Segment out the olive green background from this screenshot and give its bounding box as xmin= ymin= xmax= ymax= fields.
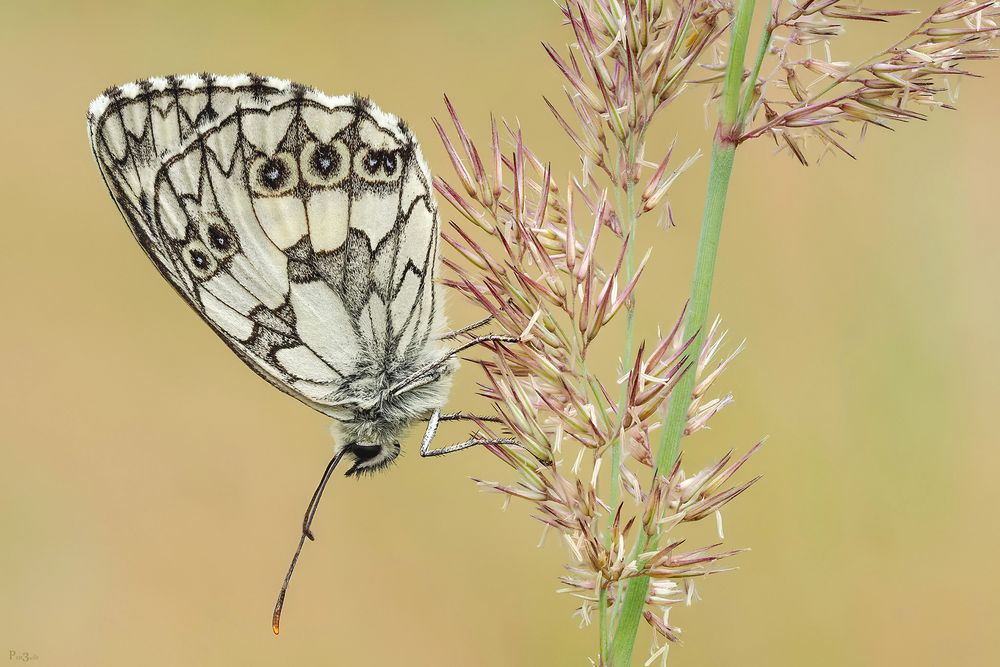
xmin=2 ymin=1 xmax=998 ymax=665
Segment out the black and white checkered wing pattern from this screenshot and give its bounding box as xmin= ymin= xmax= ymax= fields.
xmin=88 ymin=75 xmax=445 ymax=414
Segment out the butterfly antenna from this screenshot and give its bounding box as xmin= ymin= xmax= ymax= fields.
xmin=272 ymin=447 xmax=350 ymax=635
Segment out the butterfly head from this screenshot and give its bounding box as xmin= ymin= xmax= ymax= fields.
xmin=341 ymin=440 xmax=401 ymax=477
xmin=331 ymin=410 xmax=412 ymax=477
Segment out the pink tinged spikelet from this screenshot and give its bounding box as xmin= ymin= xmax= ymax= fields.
xmin=433 ymin=118 xmax=478 ymax=199
xmin=432 ymin=1 xmax=786 ymax=657
xmin=444 ymin=96 xmax=490 ymax=202
xmin=739 ymin=0 xmax=1000 ymax=162
xmin=435 ymin=177 xmax=486 ymax=228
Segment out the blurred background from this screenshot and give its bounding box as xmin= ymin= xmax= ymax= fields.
xmin=2 ymin=1 xmax=998 ymax=665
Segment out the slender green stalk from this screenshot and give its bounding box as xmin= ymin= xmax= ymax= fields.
xmin=608 ymin=142 xmax=737 ymax=666
xmin=608 ymin=178 xmax=637 ymax=520
xmin=599 ymin=586 xmax=610 ymax=660
xmin=605 ymin=146 xmax=639 ymax=660
xmin=610 ymin=170 xmax=639 ymax=522
xmin=738 ymin=19 xmax=775 ymax=121
xmin=720 ymin=1 xmax=756 ymax=126
xmin=608 ymin=1 xmax=755 ymax=663
xmin=653 ymin=142 xmax=736 ymax=472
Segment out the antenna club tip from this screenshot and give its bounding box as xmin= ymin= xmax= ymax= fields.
xmin=272 ymin=621 xmax=281 ymax=635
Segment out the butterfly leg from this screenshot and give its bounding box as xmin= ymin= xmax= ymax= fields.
xmin=418 ymin=333 xmax=520 ymax=384
xmin=440 ymin=315 xmax=494 ymax=341
xmin=421 ymin=436 xmax=519 ymax=457
xmin=389 ymin=334 xmax=520 ymax=399
xmin=418 ymin=409 xmax=518 ymax=458
xmin=446 ymin=332 xmax=520 ymax=357
xmin=438 ymin=411 xmax=504 ymax=424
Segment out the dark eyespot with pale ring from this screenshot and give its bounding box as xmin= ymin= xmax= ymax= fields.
xmin=249 ymin=153 xmax=298 ymax=196
xmin=197 ymin=215 xmax=238 ymax=261
xmin=383 ymin=152 xmax=398 ymax=174
xmin=301 ymin=140 xmax=350 ymax=187
xmin=181 ymin=240 xmax=218 ymax=280
xmin=208 ymin=225 xmax=231 ymax=252
xmin=354 ymin=147 xmax=403 ymax=184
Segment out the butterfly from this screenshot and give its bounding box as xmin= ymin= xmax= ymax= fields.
xmin=87 ymin=73 xmax=516 ymax=633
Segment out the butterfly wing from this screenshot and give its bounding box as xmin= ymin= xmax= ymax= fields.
xmin=88 ymin=74 xmax=445 ymax=415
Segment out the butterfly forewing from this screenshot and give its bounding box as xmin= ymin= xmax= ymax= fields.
xmin=89 ymin=74 xmax=447 ymax=415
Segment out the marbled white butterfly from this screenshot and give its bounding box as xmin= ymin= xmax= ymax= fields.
xmin=87 ymin=74 xmax=514 ymax=632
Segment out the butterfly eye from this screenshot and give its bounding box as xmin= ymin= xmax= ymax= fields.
xmin=181 ymin=240 xmax=218 ymax=280
xmin=355 ymin=147 xmax=403 ymax=184
xmin=301 ymin=140 xmax=350 ymax=187
xmin=249 ymin=153 xmax=298 ymax=196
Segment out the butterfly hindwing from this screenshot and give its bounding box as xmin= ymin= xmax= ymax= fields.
xmin=89 ymin=74 xmax=445 ymax=414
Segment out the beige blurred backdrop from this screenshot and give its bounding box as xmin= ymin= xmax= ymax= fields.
xmin=2 ymin=1 xmax=998 ymax=665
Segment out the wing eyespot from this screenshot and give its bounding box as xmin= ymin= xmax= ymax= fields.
xmin=249 ymin=153 xmax=299 ymax=196
xmin=181 ymin=240 xmax=218 ymax=280
xmin=197 ymin=214 xmax=239 ymax=261
xmin=301 ymin=140 xmax=350 ymax=188
xmin=354 ymin=147 xmax=404 ymax=184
